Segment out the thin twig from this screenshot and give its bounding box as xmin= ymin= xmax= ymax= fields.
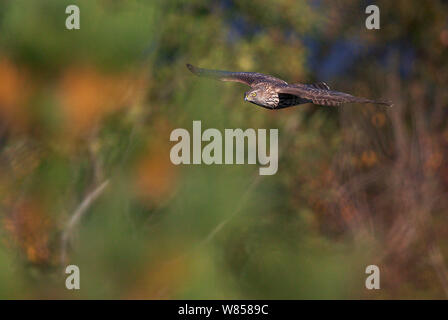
xmin=200 ymin=174 xmax=263 ymax=246
xmin=60 ymin=179 xmax=110 ymax=266
xmin=199 ymin=115 xmax=298 ymax=245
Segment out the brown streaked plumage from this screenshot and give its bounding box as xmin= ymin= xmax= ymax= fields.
xmin=186 ymin=64 xmax=392 ymax=109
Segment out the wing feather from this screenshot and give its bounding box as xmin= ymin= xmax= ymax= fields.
xmin=308 ymin=82 xmax=330 ymax=90
xmin=277 ymin=85 xmax=392 ymax=107
xmin=186 ymin=64 xmax=287 ymax=88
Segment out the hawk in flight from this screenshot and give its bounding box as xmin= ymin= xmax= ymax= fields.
xmin=187 ymin=64 xmax=392 ymax=109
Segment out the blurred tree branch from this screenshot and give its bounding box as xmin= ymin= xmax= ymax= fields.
xmin=60 ymin=179 xmax=109 ymax=266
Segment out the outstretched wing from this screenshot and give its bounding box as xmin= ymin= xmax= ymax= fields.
xmin=307 ymin=82 xmax=331 ymax=90
xmin=277 ymin=84 xmax=392 ymax=107
xmin=186 ymin=64 xmax=287 ymax=88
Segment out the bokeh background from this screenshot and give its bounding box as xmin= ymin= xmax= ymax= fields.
xmin=1 ymin=0 xmax=448 ymax=299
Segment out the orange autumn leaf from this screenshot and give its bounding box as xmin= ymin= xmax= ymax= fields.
xmin=126 ymin=253 xmax=189 ymax=299
xmin=440 ymin=29 xmax=448 ymax=47
xmin=361 ymin=150 xmax=378 ymax=168
xmin=3 ymin=200 xmax=53 ymax=264
xmin=425 ymin=151 xmax=443 ymax=171
xmin=0 ymin=57 xmax=30 ymax=130
xmin=371 ymin=112 xmax=386 ymax=127
xmin=59 ymin=66 xmax=146 ymax=137
xmin=134 ymin=143 xmax=178 ymax=205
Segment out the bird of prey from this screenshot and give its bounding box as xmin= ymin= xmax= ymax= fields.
xmin=186 ymin=64 xmax=392 ymax=109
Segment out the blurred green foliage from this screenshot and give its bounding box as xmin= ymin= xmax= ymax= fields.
xmin=0 ymin=0 xmax=448 ymax=299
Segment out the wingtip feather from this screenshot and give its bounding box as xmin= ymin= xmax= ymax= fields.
xmin=379 ymin=100 xmax=393 ymax=107
xmin=368 ymin=99 xmax=393 ymax=107
xmin=186 ymin=63 xmax=198 ymax=75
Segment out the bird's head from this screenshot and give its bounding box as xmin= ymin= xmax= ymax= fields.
xmin=244 ymin=89 xmax=264 ymax=105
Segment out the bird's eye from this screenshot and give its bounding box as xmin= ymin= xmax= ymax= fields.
xmin=251 ymin=92 xmax=257 ymax=97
